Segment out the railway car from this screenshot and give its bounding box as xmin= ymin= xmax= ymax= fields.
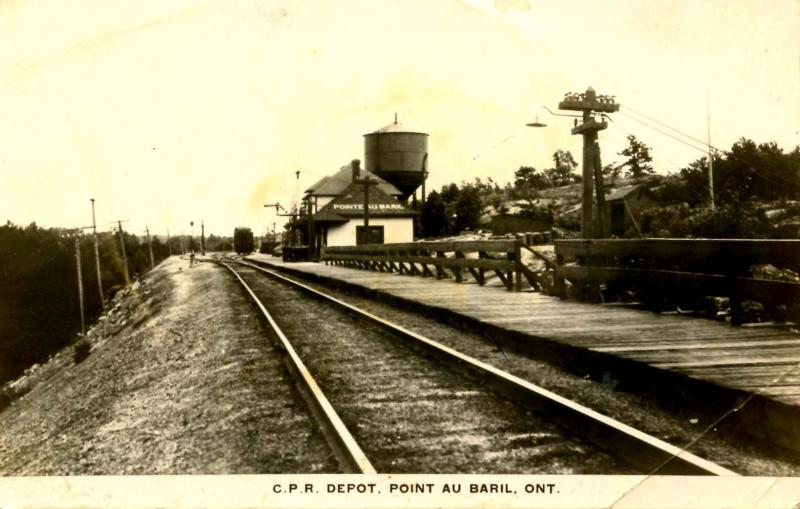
xmin=233 ymin=227 xmax=255 ymax=255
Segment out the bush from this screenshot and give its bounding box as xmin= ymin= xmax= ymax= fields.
xmin=637 ymin=199 xmax=771 ymax=239
xmin=73 ymin=340 xmax=91 ymax=364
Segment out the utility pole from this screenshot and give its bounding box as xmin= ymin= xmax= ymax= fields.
xmin=145 ymin=227 xmax=155 ymax=268
xmin=356 ymin=175 xmax=378 ymax=244
xmin=90 ymin=198 xmax=105 ymax=310
xmin=167 ymin=229 xmax=173 ymax=256
xmin=74 ymin=236 xmax=85 ymax=335
xmin=201 ymin=220 xmax=206 ymax=255
xmin=292 ymin=170 xmax=300 ymax=221
xmin=190 ymin=221 xmax=195 ymax=253
xmin=303 ymin=196 xmax=314 ymax=257
xmin=559 ymin=87 xmax=619 ymax=238
xmin=593 ymin=142 xmax=607 ymax=238
xmin=67 ymin=227 xmax=93 ymax=334
xmin=112 ymin=220 xmax=131 ymax=285
xmin=707 ymin=101 xmax=715 ymax=210
xmin=178 ymin=235 xmax=185 ymax=255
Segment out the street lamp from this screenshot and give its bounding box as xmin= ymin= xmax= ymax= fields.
xmin=526 ymin=106 xmax=581 ymax=128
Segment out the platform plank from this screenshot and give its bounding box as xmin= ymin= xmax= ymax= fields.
xmin=248 ymin=256 xmax=800 ymax=411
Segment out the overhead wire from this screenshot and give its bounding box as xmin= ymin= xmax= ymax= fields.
xmin=611 ymin=111 xmax=798 ymax=190
xmin=620 ymin=104 xmax=724 ymax=153
xmin=472 ymin=133 xmax=518 ymax=161
xmin=603 ymin=114 xmax=686 ymax=171
xmin=616 ymin=111 xmax=717 ymax=155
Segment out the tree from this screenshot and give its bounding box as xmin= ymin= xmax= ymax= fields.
xmin=419 ymin=191 xmax=449 ymax=238
xmin=513 ymin=167 xmax=548 ymax=199
xmin=618 ymin=135 xmax=654 ymax=180
xmin=545 ymin=150 xmax=580 ymax=186
xmin=453 ymin=185 xmax=484 ymax=233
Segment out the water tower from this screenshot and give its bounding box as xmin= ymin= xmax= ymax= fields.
xmin=364 ymin=115 xmax=428 ymax=201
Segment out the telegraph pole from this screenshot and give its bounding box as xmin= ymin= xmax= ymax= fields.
xmin=145 ymin=227 xmax=155 ymax=268
xmin=303 ymin=196 xmax=314 ymax=256
xmin=74 ymin=236 xmax=85 ymax=335
xmin=113 ymin=220 xmax=131 ymax=285
xmin=357 ymin=175 xmax=378 ymax=244
xmin=201 ymin=220 xmax=206 ymax=255
xmin=89 ymin=198 xmax=105 ymax=309
xmin=295 ymin=170 xmax=301 ymax=218
xmin=593 ymin=142 xmax=607 ymax=238
xmin=67 ymin=227 xmax=93 ymax=334
xmin=167 ymin=229 xmax=173 ymax=256
xmin=559 ymin=87 xmax=619 ymax=238
xmin=707 ymin=101 xmax=715 ymax=210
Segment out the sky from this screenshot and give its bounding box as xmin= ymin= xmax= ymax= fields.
xmin=2 ymin=0 xmax=798 ymax=237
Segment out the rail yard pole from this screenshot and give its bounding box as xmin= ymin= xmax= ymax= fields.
xmin=116 ymin=221 xmax=130 ymax=286
xmin=145 ymin=227 xmax=154 ymax=268
xmin=303 ymin=197 xmax=313 ymax=256
xmin=357 ymin=176 xmax=378 ymax=244
xmin=559 ymin=87 xmax=619 ymax=238
xmin=201 ymin=220 xmax=206 ymax=255
xmin=707 ymin=101 xmax=715 ymax=211
xmin=90 ymin=198 xmax=105 ymax=309
xmin=74 ymin=236 xmax=85 ymax=335
xmin=593 ymin=142 xmax=607 ymax=238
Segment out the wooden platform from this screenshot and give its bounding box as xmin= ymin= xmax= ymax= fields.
xmin=246 ymin=254 xmax=800 ymax=449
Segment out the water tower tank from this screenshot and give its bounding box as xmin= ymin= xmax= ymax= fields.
xmin=364 ymin=118 xmax=428 ymax=201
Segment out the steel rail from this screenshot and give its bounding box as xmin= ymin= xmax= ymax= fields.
xmin=220 ymin=261 xmax=376 ymax=474
xmin=235 ymin=258 xmax=738 ymax=477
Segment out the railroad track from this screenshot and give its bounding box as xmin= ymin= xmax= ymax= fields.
xmin=216 ymin=256 xmax=737 ymax=476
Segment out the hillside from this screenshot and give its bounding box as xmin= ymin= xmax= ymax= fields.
xmin=0 ymin=256 xmax=334 ymax=474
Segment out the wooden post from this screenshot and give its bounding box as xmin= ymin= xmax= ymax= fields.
xmin=116 ymin=221 xmax=130 ymax=285
xmin=201 ymin=221 xmax=206 ymax=256
xmin=90 ymin=198 xmax=105 ymax=310
xmin=145 ymin=227 xmax=154 ymax=268
xmin=514 ymin=240 xmax=522 ymax=292
xmin=581 ymin=112 xmax=596 ymax=237
xmin=356 ymin=176 xmax=378 ymax=244
xmin=554 ymin=252 xmax=566 ymax=298
xmin=559 ymin=87 xmax=618 ymax=239
xmin=593 ymin=142 xmax=607 ymax=238
xmin=74 ymin=236 xmax=85 ymax=335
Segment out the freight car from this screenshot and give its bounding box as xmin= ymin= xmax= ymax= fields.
xmin=233 ymin=227 xmax=255 ymax=255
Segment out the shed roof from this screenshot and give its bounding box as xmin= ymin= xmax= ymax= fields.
xmin=606 ymin=185 xmax=644 ymax=202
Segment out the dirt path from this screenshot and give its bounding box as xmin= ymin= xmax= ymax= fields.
xmin=0 ymin=256 xmax=337 ymax=474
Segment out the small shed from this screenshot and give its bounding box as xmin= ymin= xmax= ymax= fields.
xmin=489 ymin=215 xmax=553 ymax=236
xmin=605 ymin=185 xmax=658 ymax=236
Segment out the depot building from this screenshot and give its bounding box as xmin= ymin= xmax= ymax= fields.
xmin=307 ymin=159 xmax=417 ymax=247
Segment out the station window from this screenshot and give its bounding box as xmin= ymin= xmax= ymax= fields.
xmin=356 ymin=225 xmax=384 ymax=245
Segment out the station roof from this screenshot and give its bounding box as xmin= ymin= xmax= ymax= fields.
xmin=313 ymin=181 xmax=417 ymax=223
xmin=305 ymin=162 xmax=402 ymax=197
